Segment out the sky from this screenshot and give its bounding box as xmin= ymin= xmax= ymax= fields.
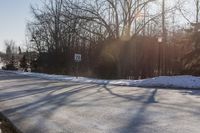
xmin=0 ymin=0 xmax=41 ymax=52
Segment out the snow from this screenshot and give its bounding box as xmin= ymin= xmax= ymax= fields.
xmin=8 ymin=71 xmax=200 ymax=89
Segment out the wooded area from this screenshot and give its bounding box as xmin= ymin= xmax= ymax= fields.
xmin=2 ymin=0 xmax=200 ymax=79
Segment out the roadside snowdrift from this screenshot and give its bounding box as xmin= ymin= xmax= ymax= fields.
xmin=8 ymin=71 xmax=200 ymax=89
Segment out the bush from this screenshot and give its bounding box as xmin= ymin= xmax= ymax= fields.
xmin=3 ymin=64 xmax=18 ymax=71
xmin=182 ymin=50 xmax=200 ymax=76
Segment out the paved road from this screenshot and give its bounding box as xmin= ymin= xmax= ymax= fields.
xmin=0 ymin=70 xmax=200 ymax=133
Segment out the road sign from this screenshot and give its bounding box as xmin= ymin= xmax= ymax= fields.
xmin=74 ymin=53 xmax=81 ymax=62
xmin=74 ymin=53 xmax=81 ymax=78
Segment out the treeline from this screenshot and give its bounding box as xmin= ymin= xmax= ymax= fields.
xmin=1 ymin=40 xmax=30 ymax=71
xmin=3 ymin=0 xmax=199 ymax=79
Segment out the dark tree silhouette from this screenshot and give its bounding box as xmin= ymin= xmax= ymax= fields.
xmin=20 ymin=55 xmax=28 ymax=72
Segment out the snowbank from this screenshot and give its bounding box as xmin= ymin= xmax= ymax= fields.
xmin=7 ymin=71 xmax=200 ymax=89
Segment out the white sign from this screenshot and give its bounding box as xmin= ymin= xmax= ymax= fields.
xmin=74 ymin=53 xmax=81 ymax=62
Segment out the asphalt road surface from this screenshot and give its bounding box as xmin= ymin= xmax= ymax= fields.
xmin=0 ymin=70 xmax=200 ymax=133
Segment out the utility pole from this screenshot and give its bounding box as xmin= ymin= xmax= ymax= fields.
xmin=162 ymin=0 xmax=166 ymax=37
xmin=158 ymin=37 xmax=162 ymax=76
xmin=143 ymin=2 xmax=146 ymax=36
xmin=162 ymin=0 xmax=167 ymax=75
xmin=196 ymin=0 xmax=199 ymax=23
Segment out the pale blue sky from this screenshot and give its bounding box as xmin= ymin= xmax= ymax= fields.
xmin=0 ymin=0 xmax=41 ymax=52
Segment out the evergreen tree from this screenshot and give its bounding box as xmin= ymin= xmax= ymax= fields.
xmin=5 ymin=55 xmax=17 ymax=70
xmin=10 ymin=55 xmax=15 ymax=65
xmin=20 ymin=55 xmax=28 ymax=71
xmin=6 ymin=45 xmax=12 ymax=55
xmin=18 ymin=46 xmax=22 ymax=54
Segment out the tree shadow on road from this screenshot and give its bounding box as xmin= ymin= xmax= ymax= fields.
xmin=114 ymin=88 xmax=158 ymax=133
xmin=2 ymin=83 xmax=100 ymax=122
xmin=102 ymin=85 xmax=158 ymax=103
xmin=3 ymin=78 xmax=199 ymax=133
xmin=0 ymin=83 xmax=81 ymax=102
xmin=181 ymin=90 xmax=200 ymax=96
xmin=1 ymin=81 xmax=160 ymax=132
xmin=101 ymin=84 xmax=159 ymax=132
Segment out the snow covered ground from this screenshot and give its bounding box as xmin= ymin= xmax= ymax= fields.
xmin=5 ymin=70 xmax=200 ymax=89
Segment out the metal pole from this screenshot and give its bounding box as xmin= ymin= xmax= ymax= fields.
xmin=158 ymin=44 xmax=160 ymax=76
xmin=196 ymin=0 xmax=199 ymax=23
xmin=158 ymin=37 xmax=162 ymax=76
xmin=143 ymin=3 xmax=146 ymax=36
xmin=76 ymin=62 xmax=79 ymax=79
xmin=162 ymin=0 xmax=165 ymax=36
xmin=162 ymin=0 xmax=166 ymax=75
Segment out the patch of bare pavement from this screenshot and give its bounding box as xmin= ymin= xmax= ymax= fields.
xmin=0 ymin=70 xmax=200 ymax=133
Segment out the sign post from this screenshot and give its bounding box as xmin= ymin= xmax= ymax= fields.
xmin=158 ymin=37 xmax=162 ymax=76
xmin=74 ymin=53 xmax=81 ymax=78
